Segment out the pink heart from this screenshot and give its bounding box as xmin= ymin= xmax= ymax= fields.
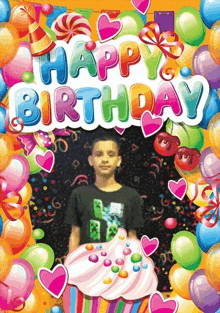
xmin=131 ymin=0 xmax=151 ymax=15
xmin=97 ymin=13 xmax=122 ymax=42
xmin=168 ymin=178 xmax=187 ymax=200
xmin=38 ymin=265 xmax=68 ymax=299
xmin=35 ymin=150 xmax=55 ymax=173
xmin=149 ymin=292 xmax=178 ymax=313
xmin=141 ymin=111 xmax=163 ymax=138
xmin=141 ymin=235 xmax=159 ymax=257
xmin=114 ymin=127 xmax=125 ymax=135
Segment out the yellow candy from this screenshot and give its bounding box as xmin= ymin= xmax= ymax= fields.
xmin=119 ymin=270 xmax=128 ymax=278
xmin=103 ymin=277 xmax=112 ymax=284
xmin=86 ymin=244 xmax=94 ymax=250
xmin=119 ymin=235 xmax=125 ymax=240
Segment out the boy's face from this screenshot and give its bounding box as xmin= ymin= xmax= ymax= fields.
xmin=88 ymin=140 xmax=122 ymax=177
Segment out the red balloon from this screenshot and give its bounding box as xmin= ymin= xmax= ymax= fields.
xmin=154 ymin=132 xmax=180 ymax=156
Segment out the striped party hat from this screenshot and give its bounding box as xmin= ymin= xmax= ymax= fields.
xmin=21 ymin=7 xmax=56 ymax=56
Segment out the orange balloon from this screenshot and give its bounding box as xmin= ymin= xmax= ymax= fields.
xmin=208 ymin=113 xmax=220 ymax=159
xmin=0 ymin=133 xmax=14 ymax=173
xmin=0 ymin=238 xmax=13 ymax=281
xmin=209 ymin=21 xmax=220 ymax=65
xmin=197 ymin=252 xmax=207 ymax=270
xmin=9 ymin=2 xmax=36 ymax=38
xmin=0 ymin=23 xmax=20 ymax=67
xmin=205 ymin=243 xmax=220 ymax=291
xmin=7 ymin=289 xmax=40 ymax=313
xmin=172 ymin=44 xmax=197 ymax=73
xmin=202 ymin=129 xmax=212 ymax=151
xmin=1 ymin=215 xmax=32 ymax=254
xmin=6 ymin=132 xmax=22 ymax=152
xmin=170 ymin=292 xmax=203 ymax=313
xmin=186 ymin=181 xmax=212 ymax=207
xmin=169 ymin=264 xmax=193 ymax=299
xmin=19 ymin=182 xmax=32 ymax=206
xmin=176 ymin=165 xmax=206 ymax=184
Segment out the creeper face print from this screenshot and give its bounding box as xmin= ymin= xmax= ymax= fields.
xmin=93 ymin=199 xmax=103 ymax=219
xmin=106 ymin=224 xmax=118 ymax=241
xmin=89 ymin=219 xmax=100 ymax=240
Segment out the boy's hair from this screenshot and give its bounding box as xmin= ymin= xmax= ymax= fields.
xmin=90 ymin=134 xmax=121 ymax=155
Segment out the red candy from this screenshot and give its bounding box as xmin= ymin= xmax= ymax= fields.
xmin=175 ymin=147 xmax=200 ymax=171
xmin=85 ymin=41 xmax=96 ymax=51
xmin=164 ymin=218 xmax=177 ymax=229
xmin=154 ymin=132 xmax=180 ymax=157
xmin=41 ymin=4 xmax=53 ymax=15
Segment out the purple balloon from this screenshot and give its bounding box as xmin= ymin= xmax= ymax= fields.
xmin=199 ymin=147 xmax=220 ymax=186
xmin=189 ymin=269 xmax=220 ymax=312
xmin=193 ymin=45 xmax=220 ymax=90
xmin=0 ymin=258 xmax=35 ymax=310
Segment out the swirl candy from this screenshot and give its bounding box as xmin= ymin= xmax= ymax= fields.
xmin=51 ymin=13 xmax=91 ymax=43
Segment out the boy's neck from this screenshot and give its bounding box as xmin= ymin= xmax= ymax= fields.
xmin=94 ymin=175 xmax=122 ymax=191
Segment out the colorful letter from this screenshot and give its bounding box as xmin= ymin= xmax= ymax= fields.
xmin=39 ymin=46 xmax=68 ymax=85
xmin=97 ymin=45 xmax=119 ymax=81
xmin=54 ymin=87 xmax=80 ymax=123
xmin=154 ymin=81 xmax=182 ymax=116
xmin=139 ymin=43 xmax=162 ymax=80
xmin=76 ymin=87 xmax=101 ymax=124
xmin=179 ymin=81 xmax=204 ymax=119
xmin=102 ymin=85 xmax=129 ymax=122
xmin=119 ymin=41 xmax=141 ymax=77
xmin=15 ymin=88 xmax=41 ymax=126
xmin=129 ymin=84 xmax=155 ymax=119
xmin=40 ymin=91 xmax=52 ymax=126
xmin=69 ymin=41 xmax=97 ymax=78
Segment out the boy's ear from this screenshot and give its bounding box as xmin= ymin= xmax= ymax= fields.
xmin=88 ymin=155 xmax=93 ymax=166
xmin=117 ymin=155 xmax=122 ymax=167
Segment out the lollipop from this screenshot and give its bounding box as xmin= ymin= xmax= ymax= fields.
xmin=51 ymin=13 xmax=91 ymax=43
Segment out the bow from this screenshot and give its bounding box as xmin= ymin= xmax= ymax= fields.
xmin=139 ymin=22 xmax=184 ymax=81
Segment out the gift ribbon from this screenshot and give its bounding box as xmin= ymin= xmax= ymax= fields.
xmin=139 ymin=22 xmax=184 ymax=81
xmin=0 ymin=177 xmax=24 ymax=221
xmin=0 ymin=281 xmax=25 ymax=311
xmin=190 ymin=178 xmax=220 ymax=228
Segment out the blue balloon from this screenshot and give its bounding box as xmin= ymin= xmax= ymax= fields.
xmin=180 ymin=67 xmax=192 ymax=77
xmin=0 ymin=215 xmax=3 ymax=236
xmin=51 ymin=306 xmax=62 ymax=313
xmin=200 ymin=0 xmax=220 ymax=29
xmin=0 ymin=105 xmax=7 ymax=134
xmin=199 ymin=89 xmax=220 ymax=129
xmin=0 ymin=68 xmax=8 ymax=102
xmin=196 ymin=220 xmax=220 ymax=253
xmin=0 ymin=0 xmax=10 ymax=23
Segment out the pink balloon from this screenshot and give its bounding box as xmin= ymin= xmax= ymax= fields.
xmin=0 ymin=258 xmax=35 ymax=310
xmin=2 ymin=42 xmax=33 ymax=87
xmin=0 ymin=154 xmax=30 ymax=192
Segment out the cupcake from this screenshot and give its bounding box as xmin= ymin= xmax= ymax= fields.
xmin=63 ymin=228 xmax=158 ymax=312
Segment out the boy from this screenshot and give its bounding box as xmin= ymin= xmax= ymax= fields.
xmin=65 ymin=134 xmax=144 ymax=252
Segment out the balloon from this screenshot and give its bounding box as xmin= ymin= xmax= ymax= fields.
xmin=1 ymin=216 xmax=32 ymax=254
xmin=193 ymin=45 xmax=220 ymax=90
xmin=0 ymin=258 xmax=35 ymax=310
xmin=172 ymin=44 xmax=197 ymax=74
xmin=7 ymin=289 xmax=41 ymax=313
xmin=0 ymin=133 xmax=14 ymax=173
xmin=189 ymin=269 xmax=220 ymax=312
xmin=196 ymin=220 xmax=220 ymax=253
xmin=0 ymin=105 xmax=7 ymax=134
xmin=169 ymin=263 xmax=193 ymax=299
xmin=199 ymin=90 xmax=220 ymax=130
xmin=9 ymin=2 xmax=36 ymax=38
xmin=166 ymin=120 xmax=204 ymax=151
xmin=209 ymin=21 xmax=220 ymax=65
xmin=0 ymin=68 xmax=8 ymax=102
xmin=114 ymin=11 xmax=144 ymax=38
xmin=171 ymin=231 xmax=202 ymax=270
xmin=180 ymin=67 xmax=191 ymax=77
xmin=21 ymin=243 xmax=55 ymax=278
xmin=208 ymin=113 xmax=220 ymax=159
xmin=0 ymin=0 xmax=11 ymax=22
xmin=41 ymin=4 xmax=53 ymax=15
xmin=19 ymin=182 xmax=32 ymax=205
xmin=205 ymin=243 xmax=220 ymax=291
xmin=2 ymin=42 xmax=33 ymax=87
xmin=199 ymin=147 xmax=220 ymax=186
xmin=170 ymin=291 xmax=203 ymax=312
xmin=197 ymin=252 xmax=208 ymax=270
xmin=21 ymin=71 xmax=34 ymax=83
xmin=0 ymin=154 xmax=30 ymax=192
xmin=200 ymin=0 xmax=220 ymax=29
xmin=0 ymin=23 xmax=20 ymax=67
xmin=175 ymin=7 xmax=206 ymax=46
xmin=32 ymin=228 xmax=45 ymax=240
xmin=186 ymin=181 xmax=212 ymax=207
xmin=6 ymin=132 xmax=22 ymax=152
xmin=21 ymin=146 xmax=47 ymax=174
xmin=0 ymin=237 xmax=13 ymax=281
xmin=176 ymin=165 xmax=206 ymax=184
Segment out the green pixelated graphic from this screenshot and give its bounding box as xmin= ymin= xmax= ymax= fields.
xmin=93 ymin=199 xmax=103 ymax=219
xmin=106 ymin=224 xmax=118 ymax=241
xmin=90 ymin=219 xmax=100 ymax=240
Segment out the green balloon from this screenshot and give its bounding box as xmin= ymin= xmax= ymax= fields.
xmin=175 ymin=7 xmax=206 ymax=46
xmin=21 ymin=243 xmax=55 ymax=278
xmin=115 ymin=11 xmax=144 ymax=39
xmin=32 ymin=228 xmax=45 ymax=240
xmin=171 ymin=231 xmax=202 ymax=270
xmin=21 ymin=146 xmax=47 ymax=174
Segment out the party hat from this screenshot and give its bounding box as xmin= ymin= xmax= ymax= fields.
xmin=21 ymin=7 xmax=56 ymax=56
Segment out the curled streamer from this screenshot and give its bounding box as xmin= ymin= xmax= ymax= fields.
xmin=52 ymin=197 xmax=62 ymax=209
xmin=3 ymin=105 xmax=24 ymax=134
xmin=69 ymin=130 xmax=78 ymax=142
xmin=161 ymin=197 xmax=170 ymax=207
xmin=160 ymin=253 xmax=166 ymax=262
xmin=151 ymin=156 xmax=162 ymax=168
xmin=0 ymin=282 xmax=25 ymax=311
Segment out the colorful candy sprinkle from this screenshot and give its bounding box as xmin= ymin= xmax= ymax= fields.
xmin=133 ymin=265 xmax=140 ymax=272
xmin=142 ymin=264 xmax=148 ymax=269
xmin=104 ymin=259 xmax=112 ymax=267
xmin=103 ymin=277 xmax=112 ymax=284
xmin=89 ymin=254 xmax=99 ymax=263
xmin=96 ymin=245 xmax=102 ymax=249
xmin=119 ymin=270 xmax=128 ymax=278
xmin=119 ymin=235 xmax=125 ymax=240
xmin=86 ymin=244 xmax=93 ymax=250
xmin=123 ymin=248 xmax=132 ymax=255
xmin=101 ymin=251 xmax=107 ymax=256
xmin=131 ymin=253 xmax=142 ymax=263
xmin=116 ymin=258 xmax=124 ymax=265
xmin=126 ymin=243 xmax=130 ymax=247
xmin=111 ymin=266 xmax=119 ymax=273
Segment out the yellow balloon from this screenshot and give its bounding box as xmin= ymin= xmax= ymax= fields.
xmin=197 ymin=252 xmax=207 ymax=270
xmin=19 ymin=182 xmax=33 ymax=206
xmin=186 ymin=181 xmax=212 ymax=207
xmin=209 ymin=21 xmax=220 ymax=65
xmin=205 ymin=243 xmax=220 ymax=291
xmin=208 ymin=113 xmax=220 ymax=159
xmin=170 ymin=292 xmax=203 ymax=313
xmin=172 ymin=44 xmax=197 ymax=73
xmin=201 ymin=129 xmax=212 ymax=151
xmin=169 ymin=264 xmax=193 ymax=299
xmin=176 ymin=165 xmax=206 ymax=184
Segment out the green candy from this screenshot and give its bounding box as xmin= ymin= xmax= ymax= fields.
xmin=175 ymin=7 xmax=206 ymax=46
xmin=111 ymin=266 xmax=119 ymax=273
xmin=171 ymin=231 xmax=202 ymax=270
xmin=22 ymin=71 xmax=34 ymax=83
xmin=131 ymin=253 xmax=142 ymax=263
xmin=32 ymin=228 xmax=45 ymax=240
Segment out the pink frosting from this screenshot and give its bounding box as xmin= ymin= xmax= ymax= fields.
xmin=64 ymin=228 xmax=158 ymax=301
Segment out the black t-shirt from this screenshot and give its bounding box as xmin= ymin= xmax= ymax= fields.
xmin=64 ymin=184 xmax=144 ymax=244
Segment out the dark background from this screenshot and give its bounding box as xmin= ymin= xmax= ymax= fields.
xmin=28 ymin=124 xmax=197 ymax=292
